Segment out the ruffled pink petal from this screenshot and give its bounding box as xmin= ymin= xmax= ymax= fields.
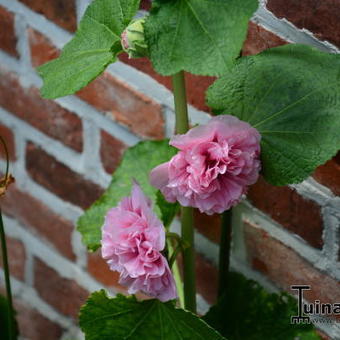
xmin=150 ymin=115 xmax=261 ymax=215
xmin=101 ymin=182 xmax=177 ymax=302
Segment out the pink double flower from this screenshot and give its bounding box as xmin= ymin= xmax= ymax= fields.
xmin=101 ymin=183 xmax=177 ymax=302
xmin=151 ymin=115 xmax=261 ymax=215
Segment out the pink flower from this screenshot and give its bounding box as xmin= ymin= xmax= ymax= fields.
xmin=150 ymin=115 xmax=261 ymax=215
xmin=121 ymin=30 xmax=129 ymax=50
xmin=101 ymin=182 xmax=177 ymax=302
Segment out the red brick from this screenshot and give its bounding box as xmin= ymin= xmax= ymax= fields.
xmin=244 ymin=220 xmax=340 ymax=318
xmin=28 ymin=28 xmax=60 ymax=68
xmin=248 ymin=177 xmax=323 ymax=249
xmin=267 ymin=0 xmax=340 ymax=47
xmin=34 ymin=258 xmax=89 ymax=319
xmin=0 ymin=6 xmax=18 ymax=57
xmin=100 ymin=130 xmax=127 ymax=174
xmin=242 ymin=22 xmax=288 ymax=56
xmin=14 ymin=300 xmax=64 ymax=340
xmin=1 ymin=183 xmax=75 ymax=260
xmin=26 ymin=142 xmax=104 ymax=209
xmin=18 ymin=0 xmax=77 ymax=32
xmin=0 ymin=236 xmax=25 ymax=281
xmin=87 ymin=250 xmax=121 ymax=288
xmin=0 ymin=124 xmax=15 ymax=161
xmin=313 ymin=152 xmax=340 ymax=197
xmin=0 ymin=68 xmax=83 ymax=152
xmin=77 ymin=72 xmax=164 ymax=139
xmin=196 ymin=253 xmax=218 ymax=305
xmin=119 ymin=54 xmax=216 ymax=113
xmin=194 ymin=210 xmax=221 ymax=244
xmin=140 ymin=0 xmax=152 ymax=11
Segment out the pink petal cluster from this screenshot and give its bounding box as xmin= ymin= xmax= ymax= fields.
xmin=150 ymin=115 xmax=261 ymax=215
xmin=121 ymin=30 xmax=129 ymax=50
xmin=101 ymin=182 xmax=177 ymax=302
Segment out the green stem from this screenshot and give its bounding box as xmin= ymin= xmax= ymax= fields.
xmin=0 ymin=209 xmax=15 ymax=340
xmin=167 ymin=240 xmax=184 ymax=309
xmin=0 ymin=135 xmax=15 ymax=339
xmin=172 ymin=71 xmax=189 ymax=135
xmin=172 ymin=71 xmax=196 ymax=313
xmin=181 ymin=206 xmax=196 ymax=312
xmin=218 ymin=209 xmax=232 ymax=298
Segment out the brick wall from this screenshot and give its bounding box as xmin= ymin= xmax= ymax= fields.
xmin=0 ymin=0 xmax=339 ymax=339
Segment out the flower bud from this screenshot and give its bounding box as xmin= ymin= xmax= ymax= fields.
xmin=121 ymin=19 xmax=148 ymax=58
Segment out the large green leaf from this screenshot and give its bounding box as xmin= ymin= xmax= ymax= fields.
xmin=207 ymin=44 xmax=340 ymax=185
xmin=39 ymin=0 xmax=140 ymax=99
xmin=80 ymin=290 xmax=226 ymax=340
xmin=203 ymin=272 xmax=320 ymax=340
xmin=77 ymin=140 xmax=178 ymax=251
xmin=144 ymin=0 xmax=258 ymax=76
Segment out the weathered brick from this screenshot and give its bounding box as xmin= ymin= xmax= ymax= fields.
xmin=26 ymin=142 xmax=104 ymax=209
xmin=119 ymin=54 xmax=216 ymax=112
xmin=28 ymin=28 xmax=60 ymax=68
xmin=196 ymin=253 xmax=218 ymax=305
xmin=18 ymin=0 xmax=77 ymax=32
xmin=242 ymin=22 xmax=287 ymax=56
xmin=34 ymin=258 xmax=89 ymax=318
xmin=77 ymin=72 xmax=164 ymax=139
xmin=0 ymin=236 xmax=25 ymax=281
xmin=100 ymin=130 xmax=127 ymax=174
xmin=313 ymin=152 xmax=340 ymax=197
xmin=140 ymin=0 xmax=152 ymax=11
xmin=194 ymin=210 xmax=221 ymax=244
xmin=248 ymin=177 xmax=323 ymax=249
xmin=267 ymin=0 xmax=340 ymax=47
xmin=87 ymin=250 xmax=121 ymax=288
xmin=0 ymin=6 xmax=18 ymax=57
xmin=0 ymin=124 xmax=15 ymax=161
xmin=0 ymin=68 xmax=83 ymax=152
xmin=1 ymin=183 xmax=75 ymax=260
xmin=14 ymin=300 xmax=64 ymax=340
xmin=244 ymin=220 xmax=340 ymax=317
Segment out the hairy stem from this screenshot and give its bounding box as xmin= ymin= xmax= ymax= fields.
xmin=0 ymin=136 xmax=16 ymax=339
xmin=218 ymin=209 xmax=232 ymax=298
xmin=172 ymin=71 xmax=196 ymax=313
xmin=167 ymin=240 xmax=185 ymax=308
xmin=0 ymin=210 xmax=15 ymax=340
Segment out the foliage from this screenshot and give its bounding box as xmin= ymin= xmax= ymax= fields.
xmin=207 ymin=44 xmax=340 ymax=185
xmin=77 ymin=140 xmax=178 ymax=251
xmin=145 ymin=0 xmax=258 ymax=76
xmin=203 ymin=272 xmax=321 ymax=340
xmin=38 ymin=0 xmax=140 ymax=99
xmin=79 ymin=290 xmax=226 ymax=340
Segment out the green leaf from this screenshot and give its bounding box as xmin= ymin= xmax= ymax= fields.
xmin=156 ymin=191 xmax=179 ymax=228
xmin=77 ymin=140 xmax=177 ymax=251
xmin=39 ymin=0 xmax=140 ymax=99
xmin=145 ymin=0 xmax=258 ymax=76
xmin=80 ymin=290 xmax=226 ymax=340
xmin=207 ymin=44 xmax=340 ymax=185
xmin=0 ymin=295 xmax=18 ymax=339
xmin=203 ymin=272 xmax=321 ymax=340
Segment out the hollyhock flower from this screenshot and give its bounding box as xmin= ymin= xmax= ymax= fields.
xmin=101 ymin=182 xmax=177 ymax=302
xmin=150 ymin=115 xmax=261 ymax=215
